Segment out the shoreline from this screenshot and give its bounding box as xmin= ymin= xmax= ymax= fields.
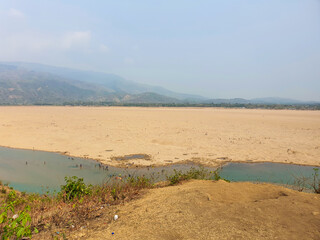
xmin=1 ymin=144 xmax=319 ymax=168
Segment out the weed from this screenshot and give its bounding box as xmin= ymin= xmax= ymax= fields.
xmin=60 ymin=176 xmax=92 ymax=201
xmin=167 ymin=169 xmax=185 ymax=185
xmin=311 ymin=168 xmax=320 ymax=194
xmin=0 ymin=193 xmax=38 ymax=239
xmin=6 ymin=190 xmax=18 ymax=204
xmin=110 ymin=188 xmax=118 ymax=200
xmin=166 ymin=167 xmax=227 ymax=185
xmin=292 ymin=176 xmax=309 ymax=192
xmin=127 ymin=175 xmax=152 ymax=188
xmin=291 ymin=168 xmax=320 ymax=193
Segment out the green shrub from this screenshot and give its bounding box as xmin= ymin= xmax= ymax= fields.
xmin=166 ymin=167 xmax=228 ymax=185
xmin=6 ymin=191 xmax=18 ymax=204
xmin=127 ymin=176 xmax=152 ymax=188
xmin=0 ymin=191 xmax=38 ymax=239
xmin=167 ymin=169 xmax=183 ymax=185
xmin=110 ymin=188 xmax=118 ymax=200
xmin=60 ymin=176 xmax=92 ymax=201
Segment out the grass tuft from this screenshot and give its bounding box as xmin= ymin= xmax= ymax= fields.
xmin=166 ymin=166 xmax=228 ymax=185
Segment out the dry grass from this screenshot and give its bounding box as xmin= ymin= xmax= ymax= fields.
xmin=0 ymin=176 xmax=152 ymax=239
xmin=0 ymin=167 xmax=222 ymax=239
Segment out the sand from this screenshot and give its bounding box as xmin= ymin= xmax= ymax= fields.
xmin=0 ymin=106 xmax=319 ymax=167
xmin=66 ymin=180 xmax=320 ymax=240
xmin=1 ymin=106 xmax=319 ymax=239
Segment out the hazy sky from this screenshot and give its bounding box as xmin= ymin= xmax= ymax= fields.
xmin=0 ymin=0 xmax=319 ymax=100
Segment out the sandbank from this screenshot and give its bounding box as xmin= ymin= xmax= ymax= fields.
xmin=0 ymin=106 xmax=319 ymax=167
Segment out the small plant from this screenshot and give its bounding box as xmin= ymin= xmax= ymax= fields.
xmin=166 ymin=167 xmax=227 ymax=185
xmin=127 ymin=176 xmax=152 ymax=188
xmin=6 ymin=190 xmax=17 ymax=204
xmin=0 ymin=191 xmax=38 ymax=239
xmin=292 ymin=168 xmax=320 ymax=193
xmin=292 ymin=175 xmax=309 ymax=192
xmin=110 ymin=188 xmax=118 ymax=200
xmin=60 ymin=176 xmax=92 ymax=201
xmin=311 ymin=168 xmax=320 ymax=194
xmin=167 ymin=169 xmax=184 ymax=185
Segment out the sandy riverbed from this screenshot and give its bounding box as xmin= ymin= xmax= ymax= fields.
xmin=0 ymin=106 xmax=319 ymax=167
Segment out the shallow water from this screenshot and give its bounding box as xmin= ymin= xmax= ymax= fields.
xmin=0 ymin=146 xmax=318 ymax=193
xmin=220 ymin=162 xmax=319 ymax=186
xmin=0 ymin=147 xmax=210 ymax=193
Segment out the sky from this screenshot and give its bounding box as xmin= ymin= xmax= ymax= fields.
xmin=0 ymin=0 xmax=319 ymax=101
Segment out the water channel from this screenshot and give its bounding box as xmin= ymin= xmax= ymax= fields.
xmin=0 ymin=147 xmax=318 ymax=193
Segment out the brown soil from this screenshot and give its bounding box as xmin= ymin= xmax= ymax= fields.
xmin=63 ymin=180 xmax=320 ymax=240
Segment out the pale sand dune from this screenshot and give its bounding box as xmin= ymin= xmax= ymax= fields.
xmin=0 ymin=106 xmax=319 ymax=167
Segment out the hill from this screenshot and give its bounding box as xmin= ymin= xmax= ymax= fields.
xmin=0 ymin=64 xmax=182 ymax=104
xmin=1 ymin=62 xmax=318 ymax=106
xmin=1 ymin=62 xmax=204 ymax=102
xmin=35 ymin=180 xmax=320 ymax=240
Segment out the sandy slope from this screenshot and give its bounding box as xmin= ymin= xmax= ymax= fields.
xmin=69 ymin=180 xmax=320 ymax=240
xmin=0 ymin=106 xmax=319 ymax=167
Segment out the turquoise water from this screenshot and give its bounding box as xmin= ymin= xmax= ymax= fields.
xmin=220 ymin=162 xmax=319 ymax=186
xmin=0 ymin=146 xmax=318 ymax=193
xmin=0 ymin=147 xmax=207 ymax=193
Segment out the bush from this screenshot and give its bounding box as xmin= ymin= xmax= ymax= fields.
xmin=0 ymin=190 xmax=38 ymax=239
xmin=166 ymin=167 xmax=227 ymax=185
xmin=127 ymin=176 xmax=152 ymax=188
xmin=60 ymin=176 xmax=92 ymax=201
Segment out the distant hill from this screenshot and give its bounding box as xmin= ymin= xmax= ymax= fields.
xmin=249 ymin=97 xmax=317 ymax=105
xmin=121 ymin=92 xmax=180 ymax=104
xmin=1 ymin=62 xmax=204 ymax=101
xmin=0 ymin=63 xmax=184 ymax=104
xmin=0 ymin=62 xmax=317 ymax=106
xmin=0 ymin=64 xmax=119 ymax=104
xmin=203 ymin=98 xmax=250 ymax=104
xmin=203 ymin=97 xmax=318 ymax=105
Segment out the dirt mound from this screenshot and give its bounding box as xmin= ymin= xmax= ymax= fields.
xmin=71 ymin=180 xmax=320 ymax=240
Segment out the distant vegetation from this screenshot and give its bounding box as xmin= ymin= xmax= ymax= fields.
xmin=54 ymin=102 xmax=320 ymax=110
xmin=1 ymin=101 xmax=318 ymax=110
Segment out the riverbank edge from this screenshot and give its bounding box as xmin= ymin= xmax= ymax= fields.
xmin=0 ymin=144 xmax=319 ymax=168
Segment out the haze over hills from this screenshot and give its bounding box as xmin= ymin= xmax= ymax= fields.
xmin=203 ymin=97 xmax=319 ymax=105
xmin=1 ymin=62 xmax=205 ymax=101
xmin=0 ymin=63 xmax=188 ymax=104
xmin=0 ymin=62 xmax=318 ymax=105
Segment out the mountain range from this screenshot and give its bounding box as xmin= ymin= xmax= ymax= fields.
xmin=0 ymin=62 xmax=317 ymax=105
